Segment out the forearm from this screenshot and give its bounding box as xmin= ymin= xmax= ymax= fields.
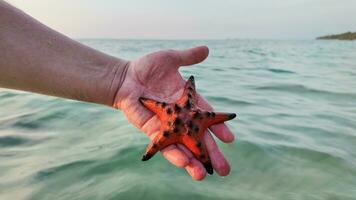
xmin=0 ymin=0 xmax=129 ymax=106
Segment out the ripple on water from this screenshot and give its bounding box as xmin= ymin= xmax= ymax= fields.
xmin=0 ymin=136 xmax=28 ymax=147
xmin=34 ymin=160 xmax=95 ymax=181
xmin=82 ymin=146 xmax=140 ymax=176
xmin=0 ymin=92 xmax=18 ymax=99
xmin=255 ymin=83 xmax=356 ymax=100
xmin=2 ymin=110 xmax=68 ymax=130
xmin=0 ymin=133 xmax=49 ymax=148
xmin=207 ymin=96 xmax=253 ymax=106
xmin=227 ymin=66 xmax=296 ymax=75
xmin=266 ymin=68 xmax=295 ymax=74
xmin=268 ymin=144 xmax=351 ymax=167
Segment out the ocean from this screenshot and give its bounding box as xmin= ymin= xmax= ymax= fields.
xmin=1 ymin=39 xmax=356 ymax=200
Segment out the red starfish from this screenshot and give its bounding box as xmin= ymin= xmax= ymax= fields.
xmin=139 ymin=76 xmax=236 ymax=174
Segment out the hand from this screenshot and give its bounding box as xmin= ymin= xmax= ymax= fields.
xmin=113 ymin=46 xmax=235 ymax=180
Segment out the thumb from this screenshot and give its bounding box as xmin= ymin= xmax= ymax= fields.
xmin=177 ymin=46 xmax=209 ymax=67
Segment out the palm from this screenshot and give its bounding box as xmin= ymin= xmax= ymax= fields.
xmin=114 ymin=46 xmax=235 ymax=180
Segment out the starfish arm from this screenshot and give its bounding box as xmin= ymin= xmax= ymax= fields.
xmin=205 ymin=112 xmax=237 ymax=127
xmin=139 ymin=97 xmax=167 ymax=116
xmin=177 ymin=76 xmax=198 ymax=109
xmin=180 ymin=134 xmax=204 ymax=158
xmin=180 ymin=129 xmax=214 ymax=174
xmin=181 ymin=133 xmax=214 ymax=174
xmin=141 ymin=130 xmax=176 ymax=161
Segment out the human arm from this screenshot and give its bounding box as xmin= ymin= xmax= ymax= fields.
xmin=0 ymin=0 xmax=234 ymax=180
xmin=0 ymin=0 xmax=129 ymax=106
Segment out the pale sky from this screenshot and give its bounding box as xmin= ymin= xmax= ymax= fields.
xmin=6 ymin=0 xmax=356 ymax=39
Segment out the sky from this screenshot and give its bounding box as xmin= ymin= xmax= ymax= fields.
xmin=6 ymin=0 xmax=356 ymax=39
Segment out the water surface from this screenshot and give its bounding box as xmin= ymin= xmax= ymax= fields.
xmin=1 ymin=39 xmax=356 ymax=200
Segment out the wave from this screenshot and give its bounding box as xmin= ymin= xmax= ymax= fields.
xmin=0 ymin=136 xmax=28 ymax=147
xmin=208 ymin=96 xmax=253 ymax=106
xmin=0 ymin=92 xmax=18 ymax=98
xmin=1 ymin=110 xmax=67 ymax=130
xmin=0 ymin=134 xmax=48 ymax=147
xmin=228 ymin=66 xmax=296 ymax=74
xmin=239 ymin=140 xmax=349 ymax=166
xmin=267 ymin=68 xmax=295 ymax=74
xmin=34 ymin=160 xmax=95 ymax=181
xmin=255 ymin=83 xmax=356 ymax=99
xmin=33 ymin=146 xmax=140 ymax=183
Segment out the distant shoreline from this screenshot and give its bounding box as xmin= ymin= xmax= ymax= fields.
xmin=317 ymin=32 xmax=356 ymax=40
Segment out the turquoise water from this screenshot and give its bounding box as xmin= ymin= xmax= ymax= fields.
xmin=1 ymin=39 xmax=356 ymax=200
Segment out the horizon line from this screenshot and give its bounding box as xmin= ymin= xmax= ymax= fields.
xmin=75 ymin=37 xmax=316 ymax=41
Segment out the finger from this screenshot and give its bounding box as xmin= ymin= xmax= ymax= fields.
xmin=197 ymin=94 xmax=235 ymax=143
xmin=204 ymin=131 xmax=231 ymax=176
xmin=186 ymin=159 xmax=207 ymax=181
xmin=177 ymin=144 xmax=206 ymax=180
xmin=161 ymin=145 xmax=190 ymax=168
xmin=177 ymin=46 xmax=209 ymax=67
xmin=210 ymin=124 xmax=235 ymax=143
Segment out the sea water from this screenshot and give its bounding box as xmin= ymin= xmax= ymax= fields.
xmin=1 ymin=39 xmax=356 ymax=200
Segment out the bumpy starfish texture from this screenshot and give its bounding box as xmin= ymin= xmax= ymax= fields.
xmin=139 ymin=76 xmax=236 ymax=174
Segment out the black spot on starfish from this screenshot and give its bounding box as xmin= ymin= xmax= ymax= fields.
xmin=187 ymin=121 xmax=194 ymax=128
xmin=196 ymin=141 xmax=202 ymax=148
xmin=174 ymin=104 xmax=181 ymax=112
xmin=193 ymin=111 xmax=201 ymax=119
xmin=166 ymin=108 xmax=173 ymax=115
xmin=174 ymin=118 xmax=182 ymax=126
xmin=185 ymin=100 xmax=192 ymax=109
xmin=163 ymin=131 xmax=170 ymax=137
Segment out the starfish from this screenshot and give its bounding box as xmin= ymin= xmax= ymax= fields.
xmin=139 ymin=76 xmax=236 ymax=174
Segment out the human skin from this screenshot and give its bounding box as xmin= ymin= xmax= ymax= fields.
xmin=0 ymin=0 xmax=234 ymax=180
